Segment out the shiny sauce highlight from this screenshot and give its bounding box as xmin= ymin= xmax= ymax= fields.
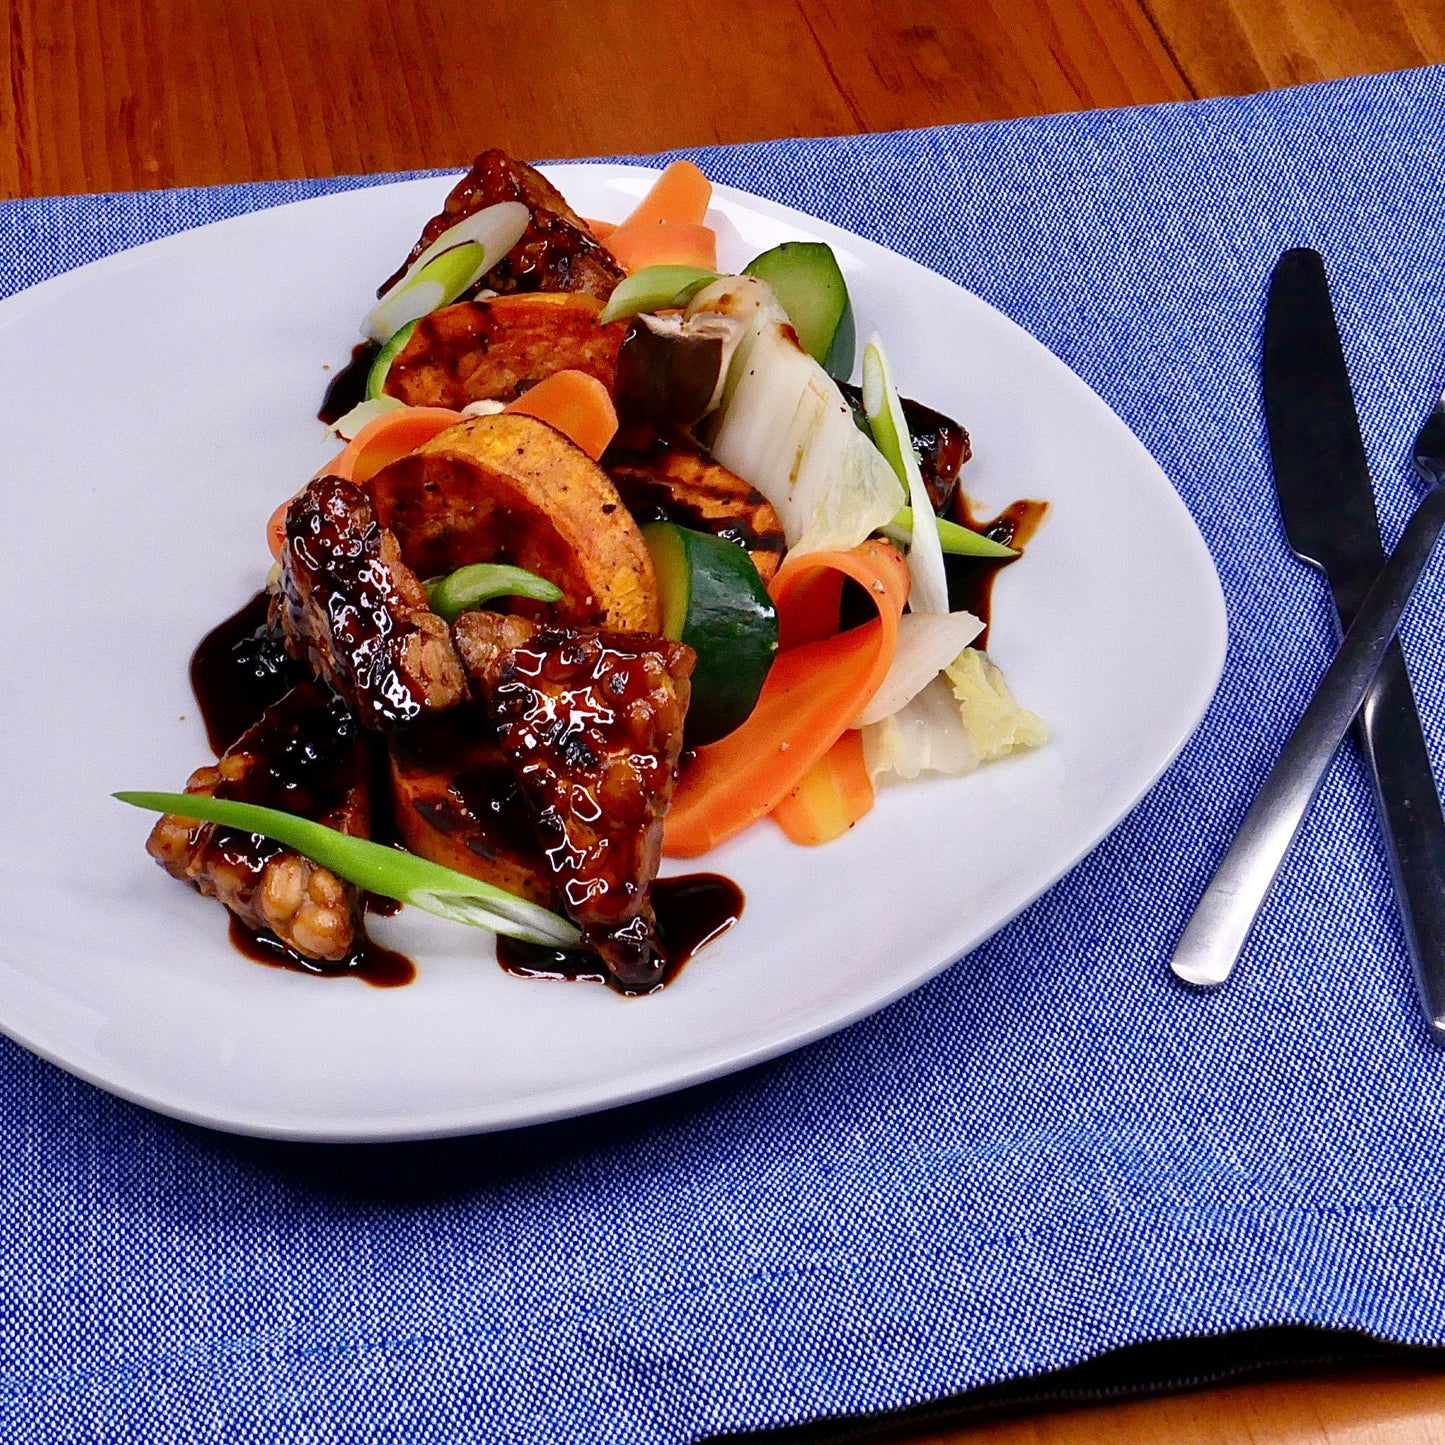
xmin=497 ymin=873 xmax=743 ymax=994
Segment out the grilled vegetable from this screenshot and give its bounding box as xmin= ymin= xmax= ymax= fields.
xmin=367 ymin=412 xmax=662 ymax=632
xmin=644 ymin=521 xmax=778 ymax=745
xmin=612 ymin=312 xmax=742 ymax=428
xmin=604 ymin=427 xmax=787 ymax=582
xmin=382 ymin=294 xmax=627 ymax=409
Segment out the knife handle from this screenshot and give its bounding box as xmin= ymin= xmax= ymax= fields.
xmin=1358 ymin=640 xmax=1445 ymax=1041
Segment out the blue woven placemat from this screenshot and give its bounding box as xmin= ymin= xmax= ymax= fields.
xmin=6 ymin=66 xmax=1445 ymax=1444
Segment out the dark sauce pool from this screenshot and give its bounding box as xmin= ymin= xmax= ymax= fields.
xmin=190 ymin=591 xmax=307 ymax=754
xmin=318 ymin=341 xmax=382 ymax=426
xmin=497 ymin=873 xmax=743 ymax=994
xmin=228 ymin=914 xmax=416 ymax=988
xmin=945 ymin=496 xmax=1049 ymax=649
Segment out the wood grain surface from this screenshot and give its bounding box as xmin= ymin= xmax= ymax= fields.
xmin=927 ymin=1366 xmax=1445 ymax=1443
xmin=3 ymin=1 xmax=1444 ymax=1442
xmin=7 ymin=0 xmax=1189 ymax=197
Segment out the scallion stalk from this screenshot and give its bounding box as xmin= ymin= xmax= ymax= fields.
xmin=425 ymin=564 xmax=564 ymax=623
xmin=597 ymin=265 xmax=720 ymax=326
xmin=881 ymin=507 xmax=1017 ymax=560
xmin=114 ymin=792 xmax=580 ymax=947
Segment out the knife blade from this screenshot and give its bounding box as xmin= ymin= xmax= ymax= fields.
xmin=1263 ymin=248 xmax=1445 ymax=1040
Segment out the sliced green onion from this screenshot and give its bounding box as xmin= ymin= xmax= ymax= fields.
xmin=426 ymin=563 xmax=564 ymax=623
xmin=863 ymin=337 xmax=948 ymax=614
xmin=364 ymin=201 xmax=530 ymax=343
xmin=597 ymin=265 xmax=720 ymax=326
xmin=114 ymin=791 xmax=580 ymax=947
xmin=366 ymin=320 xmax=418 ymax=401
xmin=881 ymin=507 xmax=1018 ymax=559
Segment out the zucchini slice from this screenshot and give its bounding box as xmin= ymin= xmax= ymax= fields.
xmin=644 ymin=522 xmax=779 ymax=746
xmin=743 ymin=240 xmax=855 ymax=377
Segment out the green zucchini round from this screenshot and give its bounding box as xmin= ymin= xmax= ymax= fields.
xmin=643 ymin=521 xmax=779 ymax=746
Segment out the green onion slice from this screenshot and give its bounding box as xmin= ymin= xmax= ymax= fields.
xmin=426 ymin=563 xmax=563 ymax=623
xmin=863 ymin=337 xmax=949 ymax=614
xmin=364 ymin=201 xmax=530 ymax=343
xmin=366 ymin=320 xmax=418 ymax=401
xmin=881 ymin=506 xmax=1018 ymax=559
xmin=114 ymin=791 xmax=580 ymax=947
xmin=332 ymin=395 xmax=407 ymax=440
xmin=597 ymin=265 xmax=720 ymax=326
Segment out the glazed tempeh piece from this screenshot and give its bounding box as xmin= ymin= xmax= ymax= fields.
xmin=387 ymin=706 xmax=557 ymax=909
xmin=147 ymin=683 xmax=370 ymax=961
xmin=454 ymin=612 xmax=694 ymax=992
xmin=274 ymin=475 xmax=467 ymax=730
xmin=382 ymin=295 xmax=627 ymax=410
xmin=380 ymin=149 xmax=625 ymax=301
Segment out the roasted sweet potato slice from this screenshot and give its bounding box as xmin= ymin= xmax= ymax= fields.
xmin=387 ymin=707 xmax=556 ymax=908
xmin=383 ymin=294 xmax=627 ymax=410
xmin=603 ymin=427 xmax=787 ymax=583
xmin=366 ymin=412 xmax=662 ymax=633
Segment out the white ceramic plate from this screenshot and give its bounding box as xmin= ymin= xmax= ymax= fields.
xmin=0 ymin=166 xmax=1226 ymax=1140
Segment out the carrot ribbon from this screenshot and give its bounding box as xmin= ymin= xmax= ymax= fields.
xmin=663 ymin=539 xmax=909 ymax=858
xmin=605 ymin=161 xmax=718 ymax=274
xmin=771 ymin=730 xmax=874 ymax=846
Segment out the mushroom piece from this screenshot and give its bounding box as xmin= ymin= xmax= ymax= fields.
xmin=612 ymin=310 xmax=747 ymax=429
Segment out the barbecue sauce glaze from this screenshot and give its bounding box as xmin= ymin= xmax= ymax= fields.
xmin=318 ymin=341 xmax=381 ymax=426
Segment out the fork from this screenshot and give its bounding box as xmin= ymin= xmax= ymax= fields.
xmin=1171 ymin=389 xmax=1445 ymax=989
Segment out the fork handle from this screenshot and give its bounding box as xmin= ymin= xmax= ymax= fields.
xmin=1171 ymin=483 xmax=1445 ymax=989
xmin=1361 ymin=646 xmax=1445 ymax=1039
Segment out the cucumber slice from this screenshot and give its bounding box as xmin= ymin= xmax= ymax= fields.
xmin=744 ymin=241 xmax=855 ymax=376
xmin=366 ymin=320 xmax=418 ymax=400
xmin=644 ymin=522 xmax=779 ymax=746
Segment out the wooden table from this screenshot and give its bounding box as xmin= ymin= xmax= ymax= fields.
xmin=5 ymin=1 xmax=1445 ymax=1439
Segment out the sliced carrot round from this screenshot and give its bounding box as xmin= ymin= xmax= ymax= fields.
xmin=326 ymin=405 xmax=464 ymax=484
xmin=503 ymin=369 xmax=618 ymax=461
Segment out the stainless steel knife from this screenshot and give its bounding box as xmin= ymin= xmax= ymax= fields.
xmin=1263 ymin=248 xmax=1445 ymax=1041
